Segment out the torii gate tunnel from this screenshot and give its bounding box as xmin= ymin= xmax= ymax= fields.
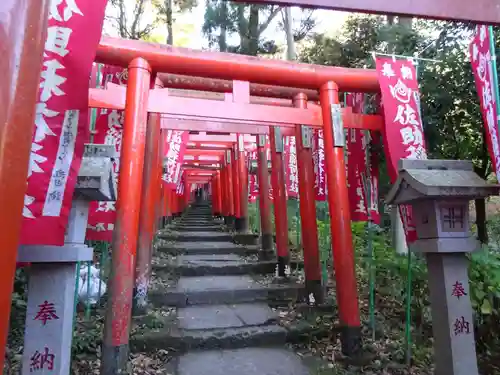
xmin=89 ymin=38 xmax=383 ymax=364
xmin=1 ymin=0 xmax=499 ymax=372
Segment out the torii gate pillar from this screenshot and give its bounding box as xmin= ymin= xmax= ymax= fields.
xmin=320 ymin=82 xmax=361 ymax=356
xmin=215 ymin=171 xmax=222 ymax=217
xmin=294 ymin=94 xmax=324 ymax=304
xmin=231 ymin=146 xmax=241 ymax=229
xmin=225 ymin=151 xmax=235 ymax=228
xmin=270 ymin=126 xmax=290 ymax=277
xmin=101 ymin=58 xmax=151 ymax=374
xmin=133 ymin=112 xmax=161 ymax=315
xmin=236 ymin=134 xmax=249 ymax=232
xmin=257 ymin=134 xmax=273 ymax=256
xmin=220 ymin=165 xmax=228 ymax=219
xmin=0 ymin=1 xmax=50 ymax=365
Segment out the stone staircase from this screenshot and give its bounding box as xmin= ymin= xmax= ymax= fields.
xmin=133 ymin=201 xmax=313 ymax=375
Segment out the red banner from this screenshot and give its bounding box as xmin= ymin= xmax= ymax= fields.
xmin=375 ymin=56 xmax=427 ymax=243
xmin=345 ymin=93 xmax=381 ymax=224
xmin=248 ymin=174 xmax=258 ymax=202
xmin=86 ymin=65 xmax=128 ymax=242
xmin=470 ymin=25 xmax=500 ymax=181
xmin=247 ymin=145 xmax=259 ymax=202
xmin=176 ymin=173 xmax=185 ymax=196
xmin=163 ymin=130 xmax=189 ymax=188
xmin=21 ymin=0 xmax=108 ymax=245
xmin=284 ymin=136 xmax=299 ymax=198
xmin=266 ymin=140 xmax=274 ymax=201
xmin=312 ymin=130 xmax=327 ymax=201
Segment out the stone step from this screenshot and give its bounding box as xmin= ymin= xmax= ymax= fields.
xmin=179 ymin=220 xmax=215 ymax=225
xmin=154 ymin=257 xmax=304 ymax=277
xmin=177 ymin=222 xmax=217 ymax=227
xmin=131 ymin=324 xmax=287 ymax=353
xmin=173 ymin=226 xmax=222 ymax=232
xmin=175 ymin=348 xmax=310 ymax=375
xmin=159 ymin=232 xmax=233 ymax=242
xmin=131 ymin=303 xmax=286 ymax=352
xmin=158 ymin=242 xmax=259 ymax=256
xmin=149 ymin=275 xmax=304 ymax=307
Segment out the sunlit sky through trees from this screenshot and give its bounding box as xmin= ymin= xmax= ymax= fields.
xmin=103 ymin=0 xmax=350 ymax=49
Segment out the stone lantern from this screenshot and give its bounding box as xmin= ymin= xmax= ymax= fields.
xmin=19 ymin=144 xmax=117 ymax=375
xmin=386 ymin=159 xmax=500 ymax=375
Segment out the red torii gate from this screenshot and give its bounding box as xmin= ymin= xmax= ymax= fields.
xmin=3 ymin=0 xmax=498 ymax=371
xmin=86 ymin=37 xmax=384 ymax=370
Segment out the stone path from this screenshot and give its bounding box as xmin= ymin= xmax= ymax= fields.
xmin=149 ymin=201 xmax=311 ymax=375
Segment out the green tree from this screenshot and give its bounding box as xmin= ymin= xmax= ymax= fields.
xmin=300 ymin=16 xmax=491 ymax=242
xmin=107 ymin=0 xmax=160 ymax=40
xmin=203 ymin=1 xmax=283 ymax=55
xmin=156 ymin=0 xmax=198 ymax=45
xmin=107 ymin=0 xmax=197 ymax=44
xmin=203 ymin=1 xmax=316 ymax=56
xmin=418 ymin=22 xmax=490 ymax=242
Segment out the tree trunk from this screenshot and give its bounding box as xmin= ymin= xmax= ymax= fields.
xmin=165 ymin=0 xmax=173 ymax=45
xmin=236 ymin=5 xmax=249 ymax=53
xmin=219 ymin=1 xmax=228 ymax=52
xmin=283 ymin=7 xmax=296 ymax=60
xmin=398 ymin=17 xmax=413 ymax=28
xmin=247 ymin=5 xmax=260 ymax=55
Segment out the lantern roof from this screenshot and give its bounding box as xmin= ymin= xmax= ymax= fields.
xmin=386 ymin=159 xmax=500 ymax=205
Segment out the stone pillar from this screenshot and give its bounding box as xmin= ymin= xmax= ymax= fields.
xmin=384 ymin=159 xmax=499 ymax=375
xmin=20 ymin=199 xmax=93 ymax=375
xmin=426 ymin=253 xmax=478 ymax=375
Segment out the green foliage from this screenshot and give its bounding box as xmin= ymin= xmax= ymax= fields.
xmin=202 ymin=1 xmax=283 ymax=55
xmin=202 ymin=1 xmax=316 ymax=55
xmin=300 ymin=15 xmax=493 ymax=242
xmin=108 ymin=0 xmax=197 ymax=43
xmin=244 ymin=188 xmax=500 ymax=370
xmin=299 ymin=16 xmax=490 ymax=175
xmin=350 ymin=218 xmax=500 ymax=370
xmin=248 ymin=201 xmax=260 ymax=233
